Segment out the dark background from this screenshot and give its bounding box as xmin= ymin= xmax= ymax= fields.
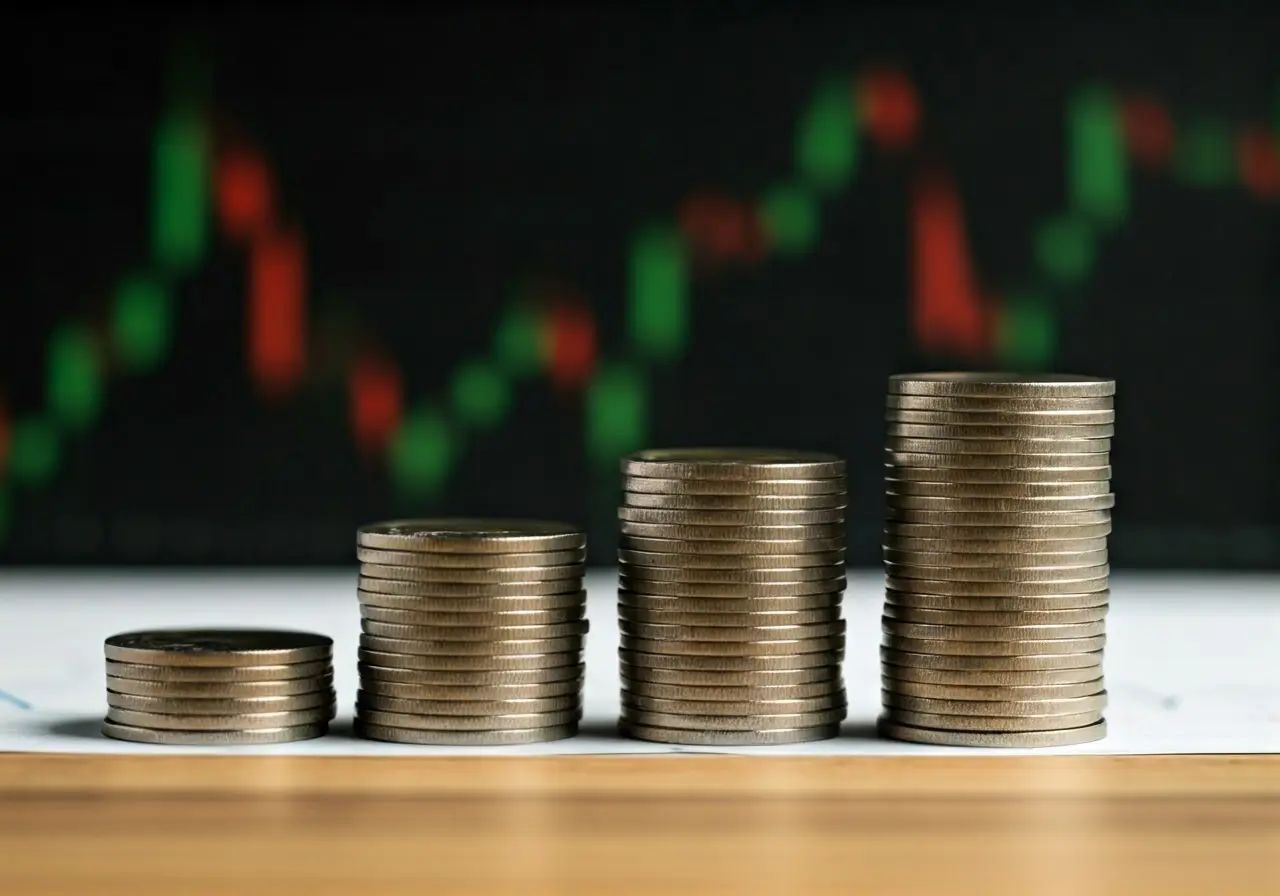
xmin=5 ymin=6 xmax=1279 ymax=567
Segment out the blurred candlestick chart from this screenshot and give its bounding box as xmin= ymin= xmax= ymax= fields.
xmin=5 ymin=10 xmax=1280 ymax=565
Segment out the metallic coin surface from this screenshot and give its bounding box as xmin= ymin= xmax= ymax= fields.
xmin=104 ymin=675 xmax=334 ymax=698
xmin=355 ymin=691 xmax=581 ymax=716
xmin=882 ymin=633 xmax=1105 ymax=656
xmin=881 ymin=605 xmax=1107 ymax=626
xmin=886 ymin=576 xmax=1109 ymax=597
xmin=882 ymin=590 xmax=1110 ymax=611
xmin=101 ymin=720 xmax=328 ymax=745
xmin=359 ymin=634 xmax=584 ymax=657
xmin=882 ymin=691 xmax=1107 ymax=716
xmin=619 ymin=548 xmax=845 ymax=569
xmin=357 ymin=577 xmax=582 ymax=597
xmin=886 ymin=422 xmax=1114 ymax=441
xmin=619 ymin=563 xmax=843 ymax=584
xmin=106 ymin=691 xmax=335 ymax=714
xmin=885 ymin=508 xmax=1112 ymax=527
xmin=882 ymin=548 xmax=1108 ymax=568
xmin=886 ymin=464 xmax=1112 ymax=483
xmin=883 ymin=562 xmax=1110 ymax=584
xmin=355 ymin=708 xmax=581 ymax=731
xmin=360 ymin=605 xmax=585 ymax=626
xmin=618 ymin=576 xmax=846 ymax=599
xmin=887 ymin=393 xmax=1114 ymax=412
xmin=622 ymin=650 xmax=840 ymax=672
xmin=359 ymin=679 xmax=582 ymax=701
xmin=105 ymin=706 xmax=333 ymax=730
xmin=621 ymin=693 xmax=847 ymax=716
xmin=357 ymin=648 xmax=582 ymax=671
xmin=885 ymin=521 xmax=1111 ymax=540
xmin=358 ymin=563 xmax=585 ymax=584
xmin=618 ymin=506 xmax=846 ymax=527
xmin=356 ymin=546 xmax=585 ymax=567
xmin=622 ymin=680 xmax=843 ymax=702
xmin=882 ymin=678 xmax=1104 ymax=700
xmin=617 ymin=591 xmax=844 ymax=614
xmin=620 ymin=707 xmax=846 ymax=731
xmin=621 ymin=721 xmax=841 ymax=745
xmin=622 ymin=448 xmax=845 ymax=480
xmin=883 ymin=708 xmax=1102 ymax=732
xmin=621 ymin=634 xmax=845 ymax=657
xmin=354 ymin=721 xmax=577 ymax=745
xmin=357 ymin=589 xmax=587 ymax=613
xmin=882 ymin=619 xmax=1106 ymax=641
xmin=623 ymin=492 xmax=847 ymax=511
xmin=104 ymin=629 xmax=332 ymax=667
xmin=359 ymin=619 xmax=589 ymax=642
xmin=885 ymin=480 xmax=1111 ymax=498
xmin=886 ymin=494 xmax=1115 ymax=513
xmin=620 ymin=664 xmax=840 ymax=686
xmin=357 ymin=519 xmax=585 ymax=553
xmin=888 ymin=372 xmax=1115 ymax=398
xmin=881 ymin=662 xmax=1104 ymax=686
xmin=887 ymin=408 xmax=1116 ymax=425
xmin=105 ymin=659 xmax=332 ymax=683
xmin=877 ymin=717 xmax=1107 ymax=747
xmin=888 ymin=450 xmax=1109 ymax=469
xmin=358 ymin=661 xmax=583 ymax=685
xmin=881 ymin=646 xmax=1104 ymax=671
xmin=620 ymin=521 xmax=844 ymax=541
xmin=623 ymin=475 xmax=847 ymax=496
xmin=618 ymin=606 xmax=843 ymax=627
xmin=620 ymin=620 xmax=845 ymax=642
xmin=886 ymin=437 xmax=1110 ymax=457
xmin=621 ymin=535 xmax=846 ymax=555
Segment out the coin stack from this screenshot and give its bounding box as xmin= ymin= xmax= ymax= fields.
xmin=616 ymin=448 xmax=849 ymax=745
xmin=353 ymin=519 xmax=588 ymax=745
xmin=102 ymin=629 xmax=335 ymax=745
xmin=878 ymin=372 xmax=1114 ymax=748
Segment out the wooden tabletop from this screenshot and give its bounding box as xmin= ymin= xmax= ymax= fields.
xmin=1 ymin=754 xmax=1277 ymax=895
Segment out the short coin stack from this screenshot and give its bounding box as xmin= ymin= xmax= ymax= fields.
xmin=617 ymin=448 xmax=849 ymax=745
xmin=878 ymin=372 xmax=1114 ymax=747
xmin=353 ymin=518 xmax=588 ymax=745
xmin=102 ymin=629 xmax=335 ymax=745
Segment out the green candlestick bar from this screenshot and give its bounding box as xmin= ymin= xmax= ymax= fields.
xmin=389 ymin=407 xmax=456 ymax=496
xmin=493 ymin=302 xmax=543 ymax=377
xmin=152 ymin=112 xmax=207 ymax=272
xmin=1035 ymin=214 xmax=1095 ymax=284
xmin=451 ymin=359 xmax=511 ymax=430
xmin=1068 ymin=86 xmax=1128 ymax=227
xmin=996 ymin=293 xmax=1057 ymax=368
xmin=1174 ymin=120 xmax=1235 ymax=188
xmin=797 ymin=78 xmax=859 ymax=194
xmin=46 ymin=325 xmax=102 ymax=431
xmin=112 ymin=275 xmax=171 ymax=372
xmin=587 ymin=363 xmax=647 ymax=466
xmin=6 ymin=419 xmax=60 ymax=488
xmin=628 ymin=227 xmax=688 ymax=360
xmin=758 ymin=183 xmax=819 ymax=256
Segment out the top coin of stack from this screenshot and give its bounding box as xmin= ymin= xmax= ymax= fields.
xmin=878 ymin=373 xmax=1114 ymax=748
xmin=617 ymin=448 xmax=849 ymax=746
xmin=353 ymin=518 xmax=588 ymax=746
xmin=102 ymin=629 xmax=336 ymax=745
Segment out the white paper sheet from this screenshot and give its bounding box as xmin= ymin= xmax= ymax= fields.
xmin=1 ymin=570 xmax=1276 ymax=756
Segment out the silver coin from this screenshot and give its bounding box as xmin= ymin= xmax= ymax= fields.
xmin=619 ymin=548 xmax=846 ymax=569
xmin=358 ymin=679 xmax=581 ymax=700
xmin=622 ymin=692 xmax=847 ymax=716
xmin=882 ymin=618 xmax=1106 ymax=641
xmin=623 ymin=492 xmax=847 ymax=511
xmin=881 ymin=690 xmax=1107 ymax=716
xmin=886 ymin=393 xmax=1114 ymax=412
xmin=358 ymin=661 xmax=583 ymax=685
xmin=105 ymin=706 xmax=334 ymax=730
xmin=618 ymin=576 xmax=846 ymax=598
xmin=617 ymin=606 xmax=843 ymax=627
xmin=620 ymin=520 xmax=845 ymax=541
xmin=620 ymin=707 xmax=846 ymax=731
xmin=887 ymin=450 xmax=1109 ymax=469
xmin=355 ymin=691 xmax=581 ymax=716
xmin=358 ymin=648 xmax=583 ymax=671
xmin=104 ymin=659 xmax=332 ymax=683
xmin=359 ymin=619 xmax=589 ymax=641
xmin=883 ymin=590 xmax=1110 ymax=611
xmin=882 ymin=547 xmax=1108 ymax=569
xmin=886 ymin=422 xmax=1114 ymax=441
xmin=885 ymin=521 xmax=1111 ymax=540
xmin=882 ymin=633 xmax=1105 ymax=656
xmin=358 ymin=634 xmax=584 ymax=657
xmin=877 ymin=717 xmax=1107 ymax=747
xmin=620 ymin=620 xmax=845 ymax=642
xmin=886 ymin=464 xmax=1112 ymax=484
xmin=101 ymin=719 xmax=328 ymax=745
xmin=886 ymin=494 xmax=1115 ymax=513
xmin=621 ymin=650 xmax=841 ymax=672
xmin=357 ymin=519 xmax=584 ymax=553
xmin=886 ymin=437 xmax=1110 ymax=457
xmin=618 ymin=563 xmax=843 ymax=584
xmin=360 ymin=605 xmax=585 ymax=626
xmin=357 ymin=589 xmax=587 ymax=613
xmin=104 ymin=629 xmax=332 ymax=667
xmin=354 ymin=720 xmax=577 ymax=745
xmin=624 ymin=475 xmax=847 ymax=496
xmin=621 ymin=634 xmax=845 ymax=657
xmin=618 ymin=591 xmax=844 ymax=614
xmin=881 ymin=605 xmax=1107 ymax=626
xmin=882 ymin=677 xmax=1104 ymax=700
xmin=885 ymin=507 xmax=1112 ymax=527
xmin=620 ymin=663 xmax=840 ymax=686
xmin=884 ymin=562 xmax=1110 ymax=584
xmin=887 ymin=372 xmax=1115 ymax=398
xmin=881 ymin=662 xmax=1104 ymax=686
xmin=886 ymin=576 xmax=1109 ymax=597
xmin=622 ymin=680 xmax=844 ymax=702
xmin=106 ymin=690 xmax=335 ymax=714
xmin=356 ymin=546 xmax=585 ymax=567
xmin=358 ymin=577 xmax=583 ymax=597
xmin=885 ymin=479 xmax=1111 ymax=498
xmin=358 ymin=563 xmax=586 ymax=584
xmin=883 ymin=708 xmax=1103 ymax=732
xmin=886 ymin=408 xmax=1116 ymax=425
xmin=104 ymin=675 xmax=334 ymax=698
xmin=619 ymin=506 xmax=846 ymax=527
xmin=355 ymin=708 xmax=581 ymax=731
xmin=621 ymin=535 xmax=846 ymax=555
xmin=621 ymin=721 xmax=841 ymax=745
xmin=622 ymin=448 xmax=845 ymax=480
xmin=881 ymin=646 xmax=1104 ymax=671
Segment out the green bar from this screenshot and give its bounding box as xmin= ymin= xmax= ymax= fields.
xmin=7 ymin=419 xmax=59 ymax=487
xmin=388 ymin=408 xmax=455 ymax=496
xmin=112 ymin=275 xmax=171 ymax=372
xmin=153 ymin=112 xmax=207 ymax=272
xmin=796 ymin=80 xmax=858 ymax=194
xmin=995 ymin=294 xmax=1057 ymax=368
xmin=450 ymin=359 xmax=510 ymax=429
xmin=758 ymin=184 xmax=819 ymax=255
xmin=587 ymin=364 xmax=646 ymax=466
xmin=47 ymin=326 xmax=102 ymax=431
xmin=627 ymin=227 xmax=688 ymax=359
xmin=1068 ymin=86 xmax=1128 ymax=226
xmin=1034 ymin=215 xmax=1095 ymax=284
xmin=493 ymin=303 xmax=543 ymax=376
xmin=0 ymin=488 xmax=8 ymax=541
xmin=1173 ymin=121 xmax=1234 ymax=187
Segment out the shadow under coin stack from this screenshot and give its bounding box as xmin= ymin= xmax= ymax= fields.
xmin=353 ymin=519 xmax=588 ymax=745
xmin=878 ymin=372 xmax=1115 ymax=747
xmin=101 ymin=629 xmax=335 ymax=745
xmin=617 ymin=449 xmax=849 ymax=745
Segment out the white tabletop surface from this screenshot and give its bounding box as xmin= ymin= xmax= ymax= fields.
xmin=0 ymin=569 xmax=1276 ymax=756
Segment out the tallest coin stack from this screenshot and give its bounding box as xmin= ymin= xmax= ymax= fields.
xmin=878 ymin=373 xmax=1115 ymax=748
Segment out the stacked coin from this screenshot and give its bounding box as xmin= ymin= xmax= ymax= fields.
xmin=617 ymin=448 xmax=849 ymax=745
xmin=102 ymin=629 xmax=335 ymax=745
xmin=353 ymin=518 xmax=587 ymax=745
xmin=878 ymin=372 xmax=1114 ymax=747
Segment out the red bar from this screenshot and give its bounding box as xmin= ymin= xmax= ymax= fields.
xmin=1237 ymin=129 xmax=1280 ymax=200
xmin=216 ymin=145 xmax=274 ymax=242
xmin=678 ymin=192 xmax=768 ymax=263
xmin=858 ymin=69 xmax=921 ymax=150
xmin=350 ymin=353 xmax=403 ymax=453
xmin=249 ymin=230 xmax=307 ymax=397
xmin=1121 ymin=96 xmax=1174 ymax=170
xmin=910 ymin=169 xmax=988 ymax=358
xmin=544 ymin=302 xmax=597 ymax=390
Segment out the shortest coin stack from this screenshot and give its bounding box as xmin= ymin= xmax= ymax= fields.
xmin=354 ymin=518 xmax=588 ymax=745
xmin=102 ymin=629 xmax=336 ymax=745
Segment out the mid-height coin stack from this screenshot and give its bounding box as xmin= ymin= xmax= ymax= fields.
xmin=353 ymin=519 xmax=588 ymax=745
xmin=101 ymin=629 xmax=335 ymax=745
xmin=617 ymin=449 xmax=849 ymax=745
xmin=878 ymin=372 xmax=1115 ymax=747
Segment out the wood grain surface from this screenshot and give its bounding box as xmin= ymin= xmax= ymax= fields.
xmin=1 ymin=755 xmax=1277 ymax=895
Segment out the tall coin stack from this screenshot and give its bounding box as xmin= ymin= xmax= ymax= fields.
xmin=617 ymin=449 xmax=849 ymax=746
xmin=878 ymin=373 xmax=1114 ymax=747
xmin=102 ymin=629 xmax=335 ymax=745
xmin=353 ymin=519 xmax=588 ymax=745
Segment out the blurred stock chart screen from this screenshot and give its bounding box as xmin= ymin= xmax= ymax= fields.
xmin=5 ymin=7 xmax=1280 ymax=567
